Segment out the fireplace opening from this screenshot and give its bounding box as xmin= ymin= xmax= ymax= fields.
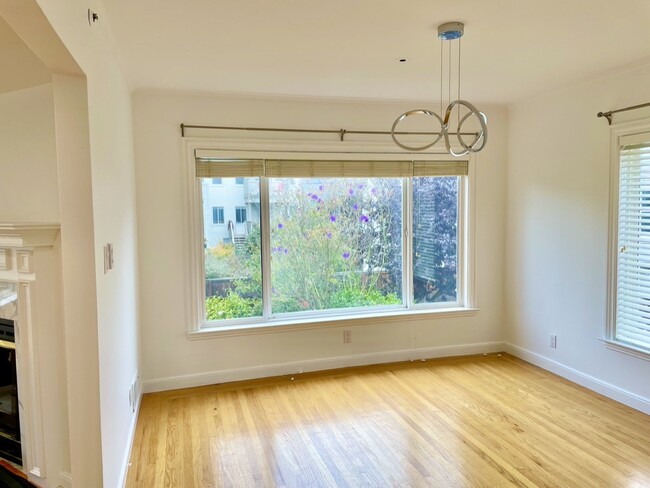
xmin=0 ymin=317 xmax=20 ymax=466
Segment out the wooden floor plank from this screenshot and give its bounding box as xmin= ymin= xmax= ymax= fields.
xmin=125 ymin=354 xmax=650 ymax=487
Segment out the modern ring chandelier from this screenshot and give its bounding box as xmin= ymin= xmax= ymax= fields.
xmin=391 ymin=22 xmax=488 ymax=156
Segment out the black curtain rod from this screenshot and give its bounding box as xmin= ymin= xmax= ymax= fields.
xmin=180 ymin=123 xmax=478 ymax=141
xmin=597 ymin=102 xmax=650 ymax=125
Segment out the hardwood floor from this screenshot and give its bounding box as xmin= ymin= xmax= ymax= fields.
xmin=125 ymin=354 xmax=650 ymax=487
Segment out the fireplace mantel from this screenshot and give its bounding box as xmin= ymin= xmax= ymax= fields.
xmin=0 ymin=222 xmax=65 ymax=486
xmin=0 ymin=224 xmax=60 ymax=248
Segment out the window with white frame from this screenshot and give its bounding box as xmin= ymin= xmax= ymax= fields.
xmin=193 ymin=156 xmax=470 ymax=328
xmin=609 ymin=130 xmax=650 ymax=354
xmin=212 ymin=206 xmax=224 ymax=224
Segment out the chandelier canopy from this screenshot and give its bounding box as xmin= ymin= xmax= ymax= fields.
xmin=391 ymin=22 xmax=488 ymax=157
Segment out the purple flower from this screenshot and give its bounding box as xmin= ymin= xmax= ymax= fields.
xmin=330 ymin=214 xmax=336 ymax=223
xmin=348 ymin=189 xmax=354 ymax=195
xmin=371 ymin=188 xmax=377 ymax=194
xmin=342 ymin=252 xmax=350 ymax=260
xmin=284 ymin=248 xmax=289 ymax=254
xmin=326 ymin=232 xmax=332 ymax=239
xmin=311 ymin=194 xmax=318 ymax=200
xmin=358 ymin=184 xmax=364 ymax=189
xmin=277 ymin=223 xmax=283 ymax=229
xmin=318 ymin=198 xmax=323 ymax=204
xmin=353 ymin=203 xmax=359 ymax=211
xmin=360 ymin=214 xmax=369 ymax=223
xmin=319 ymin=185 xmax=324 ymax=191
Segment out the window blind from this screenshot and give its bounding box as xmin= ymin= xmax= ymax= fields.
xmin=616 ymin=138 xmax=650 ymax=350
xmin=195 ymin=159 xmax=264 ymax=177
xmin=265 ymin=160 xmax=413 ymax=177
xmin=195 ymin=155 xmax=468 ymax=178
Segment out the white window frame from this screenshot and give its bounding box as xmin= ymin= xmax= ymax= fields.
xmin=605 ymin=120 xmax=650 ymax=360
xmin=182 ymin=138 xmax=477 ymax=337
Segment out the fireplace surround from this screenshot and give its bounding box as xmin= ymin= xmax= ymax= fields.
xmin=0 ymin=224 xmax=65 ymax=486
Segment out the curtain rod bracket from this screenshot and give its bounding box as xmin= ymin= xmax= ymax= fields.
xmin=597 ymin=112 xmax=613 ymax=125
xmin=339 ymin=129 xmax=346 ymax=142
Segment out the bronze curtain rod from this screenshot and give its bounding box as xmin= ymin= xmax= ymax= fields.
xmin=597 ymin=102 xmax=650 ymax=125
xmin=180 ymin=123 xmax=478 ymax=141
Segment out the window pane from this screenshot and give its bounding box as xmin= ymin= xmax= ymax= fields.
xmin=202 ymin=177 xmax=262 ymax=321
xmin=212 ymin=207 xmax=224 ymax=224
xmin=413 ymin=177 xmax=459 ymax=304
xmin=236 ymin=207 xmax=247 ymax=224
xmin=269 ymin=178 xmax=403 ymax=314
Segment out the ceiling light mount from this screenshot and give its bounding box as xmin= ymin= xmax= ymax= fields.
xmin=391 ymin=21 xmax=487 ymax=156
xmin=437 ymin=22 xmax=464 ymax=41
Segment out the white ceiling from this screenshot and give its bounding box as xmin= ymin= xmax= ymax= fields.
xmin=103 ymin=0 xmax=650 ymax=104
xmin=0 ymin=16 xmax=51 ymax=95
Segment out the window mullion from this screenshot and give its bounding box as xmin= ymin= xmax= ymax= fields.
xmin=403 ymin=176 xmax=414 ymax=309
xmin=260 ymin=175 xmax=273 ymax=319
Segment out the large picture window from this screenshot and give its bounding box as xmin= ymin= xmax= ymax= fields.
xmin=194 ymin=156 xmax=469 ymax=328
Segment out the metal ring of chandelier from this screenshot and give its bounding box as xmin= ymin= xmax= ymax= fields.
xmin=391 ymin=100 xmax=488 ymax=156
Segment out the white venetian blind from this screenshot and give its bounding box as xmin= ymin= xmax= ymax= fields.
xmin=616 ymin=135 xmax=650 ymax=350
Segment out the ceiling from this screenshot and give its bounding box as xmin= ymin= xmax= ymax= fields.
xmin=0 ymin=16 xmax=50 ymax=95
xmin=103 ymin=0 xmax=650 ymax=104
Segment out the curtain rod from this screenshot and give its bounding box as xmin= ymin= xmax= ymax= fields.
xmin=180 ymin=123 xmax=478 ymax=141
xmin=597 ymin=102 xmax=650 ymax=125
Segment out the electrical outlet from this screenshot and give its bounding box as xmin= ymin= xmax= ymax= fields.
xmin=550 ymin=334 xmax=557 ymax=349
xmin=343 ymin=330 xmax=352 ymax=343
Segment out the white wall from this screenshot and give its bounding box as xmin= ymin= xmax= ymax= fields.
xmin=14 ymin=1 xmax=142 ymax=486
xmin=506 ymin=63 xmax=650 ymax=411
xmin=133 ymin=91 xmax=507 ymax=390
xmin=0 ymin=84 xmax=59 ymax=223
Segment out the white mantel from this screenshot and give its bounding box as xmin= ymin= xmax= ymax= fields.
xmin=0 ymin=223 xmax=60 ymax=248
xmin=0 ymin=222 xmax=69 ymax=487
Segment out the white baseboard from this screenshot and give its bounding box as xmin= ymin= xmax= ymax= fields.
xmin=505 ymin=343 xmax=650 ymax=415
xmin=119 ymin=375 xmax=143 ymax=488
xmin=143 ymin=341 xmax=506 ymax=393
xmin=58 ymin=471 xmax=72 ymax=488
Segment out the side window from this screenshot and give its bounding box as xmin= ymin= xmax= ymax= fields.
xmin=610 ymin=135 xmax=650 ymax=354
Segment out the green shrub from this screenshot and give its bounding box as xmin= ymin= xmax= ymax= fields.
xmin=205 ymin=291 xmax=262 ymax=320
xmin=329 ymin=287 xmax=401 ymax=309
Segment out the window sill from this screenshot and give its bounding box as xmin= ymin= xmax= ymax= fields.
xmin=601 ymin=338 xmax=650 ymax=361
xmin=187 ymin=306 xmax=479 ymax=340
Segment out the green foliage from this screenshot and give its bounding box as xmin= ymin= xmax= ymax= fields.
xmin=269 ymin=178 xmax=403 ymax=313
xmin=204 ymin=243 xmax=239 ymax=279
xmin=329 ymin=287 xmax=401 ymax=309
xmin=205 ymin=291 xmax=262 ymax=320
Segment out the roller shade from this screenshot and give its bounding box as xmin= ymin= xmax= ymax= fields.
xmin=616 ymin=136 xmax=650 ymax=350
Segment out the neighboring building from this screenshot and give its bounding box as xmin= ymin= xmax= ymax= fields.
xmin=202 ymin=177 xmax=260 ymax=248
